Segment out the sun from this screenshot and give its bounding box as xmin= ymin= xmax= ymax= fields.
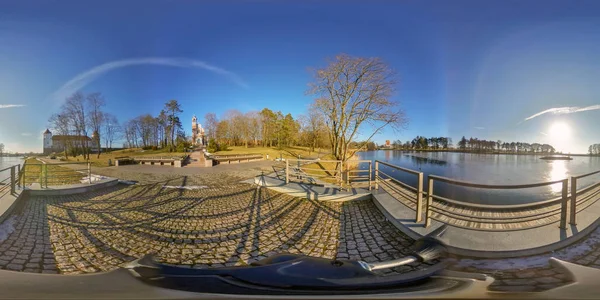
xmin=549 ymin=122 xmax=571 ymax=152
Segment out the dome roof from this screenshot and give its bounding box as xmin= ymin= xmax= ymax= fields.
xmin=43 ymin=129 xmax=51 ymax=134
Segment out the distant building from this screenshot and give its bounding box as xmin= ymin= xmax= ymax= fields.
xmin=42 ymin=129 xmax=98 ymax=155
xmin=385 ymin=140 xmax=391 ymax=147
xmin=191 ymin=115 xmax=206 ymax=146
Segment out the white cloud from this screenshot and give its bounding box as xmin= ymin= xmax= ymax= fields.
xmin=0 ymin=104 xmax=25 ymax=109
xmin=21 ymin=133 xmax=32 ymax=137
xmin=51 ymin=57 xmax=249 ymax=102
xmin=474 ymin=127 xmax=485 ymax=130
xmin=523 ymin=105 xmax=600 ymax=122
xmin=540 ymin=132 xmax=548 ymax=136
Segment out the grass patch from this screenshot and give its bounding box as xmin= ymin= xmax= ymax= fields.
xmin=213 ymin=146 xmax=327 ymax=160
xmin=52 ymin=148 xmax=187 ymax=167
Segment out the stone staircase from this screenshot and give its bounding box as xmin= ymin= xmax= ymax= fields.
xmin=185 ymin=149 xmax=206 ymax=167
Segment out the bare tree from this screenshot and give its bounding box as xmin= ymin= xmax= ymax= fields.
xmin=246 ymin=111 xmax=261 ymax=146
xmin=307 ymin=54 xmax=407 ymax=162
xmin=204 ymin=112 xmax=219 ymax=140
xmin=86 ymin=92 xmax=105 ymax=158
xmin=102 ymin=113 xmax=120 ymax=151
xmin=48 ymin=113 xmax=72 ymax=158
xmin=0 ymin=143 xmax=4 ymax=156
xmin=64 ymin=92 xmax=89 ymax=159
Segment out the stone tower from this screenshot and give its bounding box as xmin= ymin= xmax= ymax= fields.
xmin=43 ymin=129 xmax=52 ymax=154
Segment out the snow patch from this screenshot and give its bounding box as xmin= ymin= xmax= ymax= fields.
xmin=453 ymin=227 xmax=600 ymax=270
xmin=0 ymin=216 xmax=18 ymax=242
xmin=163 ymin=185 xmax=208 ymax=190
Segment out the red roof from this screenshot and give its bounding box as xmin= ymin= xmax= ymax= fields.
xmin=52 ymin=135 xmax=92 ymax=141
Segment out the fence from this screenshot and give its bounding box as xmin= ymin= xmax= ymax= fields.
xmin=570 ymin=170 xmax=600 ymax=225
xmin=373 ymin=159 xmax=600 ymax=231
xmin=284 ymin=159 xmax=372 ymax=190
xmin=21 ymin=161 xmax=91 ymax=188
xmin=0 ymin=164 xmax=21 ymax=198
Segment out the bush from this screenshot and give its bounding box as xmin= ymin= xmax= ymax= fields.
xmin=141 ymin=146 xmax=154 ymax=150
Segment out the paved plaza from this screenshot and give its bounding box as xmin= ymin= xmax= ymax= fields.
xmin=1 ymin=165 xmax=600 ymax=292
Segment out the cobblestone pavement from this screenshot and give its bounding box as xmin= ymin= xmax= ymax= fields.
xmin=3 ymin=172 xmax=600 ymax=293
xmin=0 ymin=178 xmax=429 ymax=276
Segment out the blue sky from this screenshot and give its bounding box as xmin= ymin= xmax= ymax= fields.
xmin=1 ymin=0 xmax=600 ymax=153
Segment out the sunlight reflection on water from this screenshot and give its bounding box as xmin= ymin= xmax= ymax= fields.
xmin=549 ymin=160 xmax=568 ymax=193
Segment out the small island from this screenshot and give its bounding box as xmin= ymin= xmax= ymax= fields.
xmin=540 ymin=156 xmax=573 ymax=160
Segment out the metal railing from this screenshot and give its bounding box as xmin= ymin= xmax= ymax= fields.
xmin=424 ymin=174 xmax=569 ymax=229
xmin=21 ymin=161 xmax=91 ymax=188
xmin=283 ymin=159 xmax=373 ymax=190
xmin=285 ymin=159 xmax=343 ymax=187
xmin=375 ymin=160 xmax=424 ymax=221
xmin=570 ymin=170 xmax=600 ymax=225
xmin=0 ymin=164 xmax=21 ymax=198
xmin=372 ymin=160 xmax=600 ymax=231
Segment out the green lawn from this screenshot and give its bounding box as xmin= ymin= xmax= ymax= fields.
xmin=54 ymin=148 xmax=187 ymax=167
xmin=213 ymin=146 xmax=329 ymax=160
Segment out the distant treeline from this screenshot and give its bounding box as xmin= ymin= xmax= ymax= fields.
xmin=385 ymin=136 xmax=557 ymax=153
xmin=589 ymin=144 xmax=600 ymax=155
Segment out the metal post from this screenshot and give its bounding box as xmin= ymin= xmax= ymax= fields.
xmin=39 ymin=164 xmax=43 ymax=188
xmin=368 ymin=161 xmax=372 ymax=191
xmin=17 ymin=164 xmax=21 ymax=188
xmin=416 ymin=172 xmax=424 ymax=222
xmin=285 ymin=159 xmax=289 ymax=184
xmin=375 ymin=161 xmax=379 ymax=190
xmin=570 ymin=177 xmax=577 ymax=225
xmin=44 ymin=164 xmax=48 ymax=188
xmin=345 ymin=161 xmax=349 ymax=191
xmin=88 ymin=162 xmax=92 ymax=184
xmin=10 ymin=166 xmax=15 ymax=194
xmin=559 ymin=179 xmax=568 ymax=229
xmin=425 ymin=177 xmax=434 ymax=228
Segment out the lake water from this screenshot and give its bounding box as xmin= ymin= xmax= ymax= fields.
xmin=357 ymin=151 xmax=600 ymax=205
xmin=0 ymin=157 xmax=24 ymax=180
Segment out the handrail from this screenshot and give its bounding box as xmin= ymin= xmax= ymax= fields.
xmin=574 ymin=169 xmax=600 ymax=179
xmin=428 ymin=174 xmax=565 ymax=189
xmin=377 ymin=160 xmax=422 ymax=175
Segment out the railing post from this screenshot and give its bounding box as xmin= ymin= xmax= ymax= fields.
xmin=285 ymin=159 xmax=289 ymax=184
xmin=88 ymin=162 xmax=92 ymax=184
xmin=39 ymin=164 xmax=43 ymax=188
xmin=17 ymin=164 xmax=21 ymax=188
xmin=345 ymin=161 xmax=349 ymax=191
xmin=570 ymin=177 xmax=577 ymax=225
xmin=368 ymin=161 xmax=372 ymax=191
xmin=425 ymin=177 xmax=434 ymax=228
xmin=416 ymin=172 xmax=424 ymax=222
xmin=375 ymin=161 xmax=379 ymax=190
xmin=10 ymin=166 xmax=16 ymax=194
xmin=559 ymin=179 xmax=568 ymax=229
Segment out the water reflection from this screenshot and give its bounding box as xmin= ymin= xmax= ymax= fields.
xmin=404 ymin=154 xmax=447 ymax=166
xmin=548 ymin=160 xmax=568 ymax=193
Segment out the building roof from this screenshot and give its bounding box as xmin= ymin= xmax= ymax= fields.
xmin=43 ymin=129 xmax=51 ymax=134
xmin=52 ymin=135 xmax=92 ymax=141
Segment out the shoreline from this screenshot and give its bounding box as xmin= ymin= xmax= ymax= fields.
xmin=365 ymin=149 xmax=595 ymax=157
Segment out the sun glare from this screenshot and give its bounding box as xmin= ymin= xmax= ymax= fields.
xmin=549 ymin=122 xmax=571 ymax=153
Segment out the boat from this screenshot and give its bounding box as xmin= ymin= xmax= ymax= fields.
xmin=540 ymin=156 xmax=573 ymax=160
